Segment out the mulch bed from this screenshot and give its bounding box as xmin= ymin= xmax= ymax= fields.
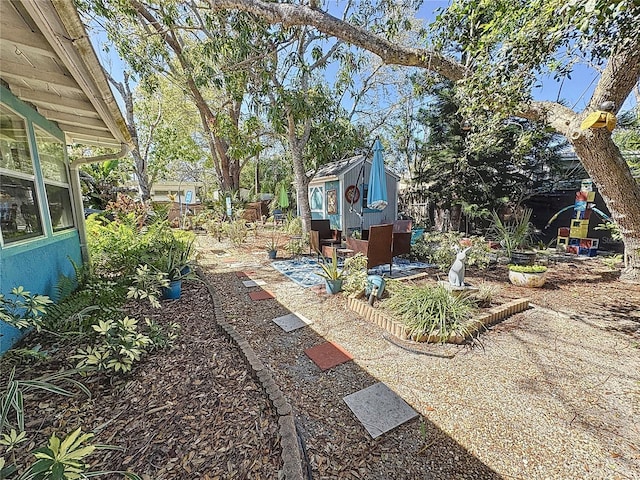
xmin=2 ymin=281 xmax=282 ymax=479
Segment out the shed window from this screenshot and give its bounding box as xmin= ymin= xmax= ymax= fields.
xmin=309 ymin=186 xmax=324 ymax=213
xmin=0 ymin=106 xmax=44 ymax=244
xmin=35 ymin=127 xmax=74 ymax=232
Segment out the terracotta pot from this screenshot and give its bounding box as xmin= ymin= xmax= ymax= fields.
xmin=508 ymin=270 xmax=547 ymax=288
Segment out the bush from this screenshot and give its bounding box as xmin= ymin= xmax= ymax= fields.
xmin=409 ymin=232 xmax=490 ymax=271
xmin=383 ymin=284 xmax=476 ymax=341
xmin=507 ymin=264 xmax=547 ymax=273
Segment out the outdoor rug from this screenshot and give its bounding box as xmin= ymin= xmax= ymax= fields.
xmin=271 ymin=256 xmax=434 ymax=288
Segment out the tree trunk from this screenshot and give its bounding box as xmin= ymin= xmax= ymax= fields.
xmin=572 ymin=131 xmax=640 ymax=280
xmin=290 ymin=137 xmax=311 ymax=233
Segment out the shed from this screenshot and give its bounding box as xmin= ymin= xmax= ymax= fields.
xmin=0 ymin=0 xmax=130 ymax=352
xmin=308 ymin=155 xmax=400 ymax=237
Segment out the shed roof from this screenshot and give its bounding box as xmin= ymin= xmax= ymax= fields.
xmin=312 ymin=155 xmax=400 ymax=181
xmin=0 ymin=0 xmax=130 ymax=148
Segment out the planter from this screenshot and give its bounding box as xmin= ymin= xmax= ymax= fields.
xmin=510 ymin=251 xmax=537 ymax=266
xmin=325 ymin=279 xmax=343 ymax=295
xmin=267 ymin=249 xmax=277 ymax=260
xmin=162 ymin=280 xmax=182 ymax=299
xmin=508 ymin=270 xmax=547 ymax=288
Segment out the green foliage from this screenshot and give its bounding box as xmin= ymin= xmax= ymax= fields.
xmin=342 ymin=254 xmax=369 ymax=296
xmin=1 ymin=368 xmax=89 ymax=437
xmin=264 ymin=234 xmax=281 ymax=252
xmin=507 ymin=264 xmax=548 ymax=273
xmin=43 ymin=279 xmax=126 ymax=334
xmin=284 ymin=214 xmax=303 ymax=236
xmin=600 ymin=254 xmax=623 ymax=270
xmin=409 ymin=233 xmax=490 ymax=270
xmin=0 ymin=287 xmax=53 ymax=332
xmin=489 ymin=209 xmax=534 ymax=257
xmin=318 ymin=252 xmax=344 ymax=281
xmin=595 ymin=221 xmax=623 ymax=242
xmin=73 ymin=315 xmax=178 ymax=375
xmin=410 ymin=80 xmax=564 ymax=215
xmin=126 ymin=265 xmax=169 ymax=309
xmin=383 ymin=284 xmax=476 ymax=342
xmin=223 ymin=220 xmax=249 ymax=247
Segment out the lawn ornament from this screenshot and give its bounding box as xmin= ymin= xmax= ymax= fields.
xmin=448 ymin=246 xmax=471 ymax=287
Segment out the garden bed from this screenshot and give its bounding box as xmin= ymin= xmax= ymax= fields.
xmin=347 ymin=290 xmax=530 ymax=344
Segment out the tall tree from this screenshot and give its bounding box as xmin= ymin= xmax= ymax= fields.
xmin=207 ymin=0 xmax=640 ymax=278
xmin=411 ymin=80 xmax=563 ymax=231
xmin=83 ymin=0 xmax=265 ymax=192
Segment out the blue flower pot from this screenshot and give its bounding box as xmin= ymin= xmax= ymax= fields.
xmin=325 ymin=279 xmax=343 ymax=295
xmin=162 ymin=280 xmax=182 ymax=300
xmin=267 ymin=250 xmax=277 ymax=260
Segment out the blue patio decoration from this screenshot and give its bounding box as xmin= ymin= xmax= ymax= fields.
xmin=367 ymin=138 xmax=388 ymax=211
xmin=271 ymin=257 xmax=433 ymax=288
xmin=365 ymin=275 xmax=386 ymax=299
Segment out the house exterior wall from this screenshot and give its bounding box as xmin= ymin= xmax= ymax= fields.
xmin=0 ymin=87 xmax=82 ymax=353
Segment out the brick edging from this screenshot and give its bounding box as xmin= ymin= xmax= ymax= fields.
xmin=347 ymin=296 xmax=530 ymax=344
xmin=198 ymin=270 xmax=304 ymax=480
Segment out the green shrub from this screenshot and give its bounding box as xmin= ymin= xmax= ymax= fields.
xmin=342 ymin=254 xmax=369 ymax=295
xmin=0 ymin=287 xmax=52 ymax=332
xmin=507 ymin=264 xmax=547 ymax=273
xmin=383 ymin=284 xmax=476 ymax=341
xmin=409 ymin=232 xmax=490 ymax=270
xmin=73 ymin=314 xmax=178 ymax=374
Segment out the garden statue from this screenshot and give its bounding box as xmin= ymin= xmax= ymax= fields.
xmin=448 ymin=246 xmax=471 ymax=287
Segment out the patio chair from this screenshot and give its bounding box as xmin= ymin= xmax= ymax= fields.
xmin=392 ymin=220 xmax=412 ymax=257
xmin=346 ymin=223 xmax=394 ymax=273
xmin=310 ymin=219 xmax=341 ymax=255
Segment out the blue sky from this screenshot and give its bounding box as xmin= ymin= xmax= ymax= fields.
xmin=91 ymin=0 xmax=637 ymax=115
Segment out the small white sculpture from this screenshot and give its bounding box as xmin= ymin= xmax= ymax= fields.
xmin=448 ymin=246 xmax=471 ymax=287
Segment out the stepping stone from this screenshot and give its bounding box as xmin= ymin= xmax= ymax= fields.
xmin=304 ymin=342 xmax=352 ymax=371
xmin=272 ymin=312 xmax=312 ymax=332
xmin=343 ymin=382 xmax=418 ymax=439
xmin=236 ymin=271 xmax=254 ymax=278
xmin=242 ymin=279 xmax=267 ymax=288
xmin=249 ymin=290 xmax=275 ymax=301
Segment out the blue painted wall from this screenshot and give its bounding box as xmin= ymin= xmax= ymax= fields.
xmin=1 ymin=87 xmax=82 ymax=353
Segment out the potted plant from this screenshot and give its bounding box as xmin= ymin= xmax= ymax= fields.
xmin=507 ymin=264 xmax=548 ymax=287
xmin=161 ymin=238 xmax=197 ymax=299
xmin=489 ymin=208 xmax=537 ymax=265
xmin=318 ymin=251 xmax=345 ymax=294
xmin=265 ymin=234 xmax=280 ymax=259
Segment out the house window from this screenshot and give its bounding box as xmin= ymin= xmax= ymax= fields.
xmin=0 ymin=105 xmax=44 ymax=244
xmin=35 ymin=127 xmax=74 ymax=232
xmin=309 ymin=186 xmax=324 ymax=213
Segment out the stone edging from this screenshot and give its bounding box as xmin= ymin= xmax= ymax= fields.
xmin=199 ymin=271 xmax=304 ymax=480
xmin=347 ymin=296 xmax=530 ymax=344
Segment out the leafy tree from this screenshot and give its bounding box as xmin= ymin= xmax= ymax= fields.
xmin=82 ymin=0 xmax=266 ymax=192
xmin=207 ymin=0 xmax=640 ymax=277
xmin=411 ymin=80 xmax=564 ymax=232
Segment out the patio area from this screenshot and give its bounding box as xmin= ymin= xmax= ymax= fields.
xmin=194 ymin=233 xmax=640 ymax=479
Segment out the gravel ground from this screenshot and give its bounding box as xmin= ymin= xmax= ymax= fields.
xmin=197 ymin=230 xmax=640 ymax=480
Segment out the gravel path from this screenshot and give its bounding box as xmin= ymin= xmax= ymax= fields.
xmin=198 ymin=231 xmax=640 ymax=480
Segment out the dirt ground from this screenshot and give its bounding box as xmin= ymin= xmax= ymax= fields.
xmin=3 ymin=228 xmax=639 ymax=479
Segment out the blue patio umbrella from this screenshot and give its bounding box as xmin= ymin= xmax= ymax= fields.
xmin=367 ymin=138 xmax=388 ymax=211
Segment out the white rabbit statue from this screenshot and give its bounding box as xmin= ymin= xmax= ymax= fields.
xmin=448 ymin=246 xmax=471 ymax=287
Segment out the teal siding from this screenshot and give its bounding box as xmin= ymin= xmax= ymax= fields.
xmin=0 ymin=232 xmax=81 ymax=352
xmin=1 ymin=87 xmax=81 ymax=353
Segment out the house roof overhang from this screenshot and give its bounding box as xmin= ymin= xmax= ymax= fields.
xmin=0 ymin=0 xmax=131 ymax=149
